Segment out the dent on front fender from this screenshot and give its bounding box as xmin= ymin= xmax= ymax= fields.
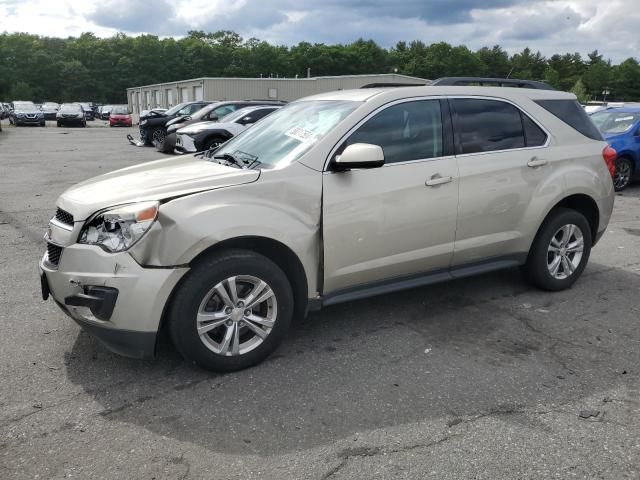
xmin=128 ymin=163 xmax=323 ymax=296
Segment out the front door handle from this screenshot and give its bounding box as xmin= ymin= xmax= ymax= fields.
xmin=425 ymin=175 xmax=453 ymax=186
xmin=527 ymin=157 xmax=548 ymax=167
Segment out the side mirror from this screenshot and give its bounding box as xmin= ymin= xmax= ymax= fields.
xmin=333 ymin=143 xmax=385 ymax=171
xmin=208 ymin=114 xmax=219 ymax=121
xmin=183 ymin=116 xmax=192 ymax=121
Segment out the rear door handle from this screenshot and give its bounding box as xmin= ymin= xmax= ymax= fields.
xmin=425 ymin=175 xmax=453 ymax=186
xmin=527 ymin=157 xmax=548 ymax=168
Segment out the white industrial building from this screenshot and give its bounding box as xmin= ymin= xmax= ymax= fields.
xmin=126 ymin=74 xmax=428 ymax=113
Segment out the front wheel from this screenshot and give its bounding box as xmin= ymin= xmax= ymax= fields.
xmin=168 ymin=250 xmax=294 ymax=372
xmin=614 ymin=157 xmax=633 ymax=191
xmin=523 ymin=208 xmax=592 ymax=291
xmin=151 ymin=127 xmax=166 ymax=150
xmin=203 ymin=136 xmax=225 ymax=152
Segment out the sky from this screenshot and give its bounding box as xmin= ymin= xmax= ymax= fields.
xmin=0 ymin=0 xmax=638 ymax=63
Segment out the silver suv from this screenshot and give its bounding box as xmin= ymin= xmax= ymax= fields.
xmin=40 ymin=83 xmax=615 ymax=371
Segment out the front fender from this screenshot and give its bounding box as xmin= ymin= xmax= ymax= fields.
xmin=129 ymin=162 xmax=323 ymax=296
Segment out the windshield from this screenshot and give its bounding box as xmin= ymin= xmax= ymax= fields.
xmin=591 ymin=111 xmax=640 ymax=134
xmin=213 ymin=100 xmax=359 ymax=168
xmin=13 ymin=101 xmax=34 ymax=109
xmin=111 ymin=106 xmax=129 ymax=115
xmin=220 ymin=107 xmax=262 ymax=124
xmin=192 ymin=102 xmax=222 ymax=120
xmin=60 ymin=104 xmax=82 ymax=112
xmin=164 ymin=102 xmax=189 ymax=116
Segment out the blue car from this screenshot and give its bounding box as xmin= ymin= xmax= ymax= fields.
xmin=591 ymin=107 xmax=640 ymax=191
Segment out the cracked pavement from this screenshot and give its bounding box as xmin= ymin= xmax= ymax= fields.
xmin=1 ymin=124 xmax=639 ymax=479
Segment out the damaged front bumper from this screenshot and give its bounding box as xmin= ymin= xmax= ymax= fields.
xmin=40 ymin=233 xmax=188 ymax=358
xmin=127 ymin=125 xmax=152 ymax=147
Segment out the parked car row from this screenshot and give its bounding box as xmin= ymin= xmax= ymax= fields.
xmin=130 ymin=99 xmax=286 ymax=154
xmin=0 ymin=101 xmax=130 ymax=125
xmin=0 ymin=100 xmax=132 ymax=128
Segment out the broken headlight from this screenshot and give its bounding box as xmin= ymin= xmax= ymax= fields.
xmin=79 ymin=201 xmax=159 ymax=252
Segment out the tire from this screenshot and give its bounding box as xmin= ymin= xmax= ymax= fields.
xmin=203 ymin=136 xmax=225 ymax=152
xmin=40 ymin=121 xmax=45 ymax=127
xmin=151 ymin=127 xmax=166 ymax=149
xmin=523 ymin=208 xmax=592 ymax=291
xmin=614 ymin=156 xmax=633 ymax=192
xmin=168 ymin=249 xmax=294 ymax=372
xmin=82 ymin=121 xmax=87 ymax=128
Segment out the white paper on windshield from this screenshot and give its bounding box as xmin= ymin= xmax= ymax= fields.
xmin=285 ymin=126 xmax=316 ymax=142
xmin=615 ymin=116 xmax=634 ymax=122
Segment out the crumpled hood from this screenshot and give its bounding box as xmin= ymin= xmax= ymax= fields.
xmin=57 ymin=155 xmax=260 ymax=221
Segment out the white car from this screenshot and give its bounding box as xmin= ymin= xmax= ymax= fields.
xmin=175 ymin=106 xmax=281 ymax=153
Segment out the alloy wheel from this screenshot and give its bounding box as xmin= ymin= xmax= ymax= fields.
xmin=547 ymin=224 xmax=584 ymax=280
xmin=614 ymin=159 xmax=632 ymax=190
xmin=196 ymin=275 xmax=277 ymax=356
xmin=152 ymin=129 xmax=166 ymax=145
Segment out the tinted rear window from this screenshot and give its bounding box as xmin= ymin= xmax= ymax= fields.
xmin=451 ymin=98 xmax=525 ymax=154
xmin=535 ymin=99 xmax=602 ymax=140
xmin=522 ymin=114 xmax=547 ymax=147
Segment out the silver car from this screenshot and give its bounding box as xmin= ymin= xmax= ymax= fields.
xmin=40 ymin=84 xmax=615 ymax=371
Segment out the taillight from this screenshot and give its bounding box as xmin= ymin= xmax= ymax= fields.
xmin=602 ymin=146 xmax=616 ymax=177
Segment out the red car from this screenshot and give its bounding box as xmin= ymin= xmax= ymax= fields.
xmin=109 ymin=105 xmax=132 ymax=127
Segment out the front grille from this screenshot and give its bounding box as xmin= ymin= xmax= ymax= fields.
xmin=55 ymin=208 xmax=74 ymax=226
xmin=46 ymin=243 xmax=63 ymax=266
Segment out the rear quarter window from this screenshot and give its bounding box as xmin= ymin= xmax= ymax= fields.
xmin=535 ymin=99 xmax=602 ymax=141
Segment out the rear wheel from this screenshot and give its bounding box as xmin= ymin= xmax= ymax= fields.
xmin=168 ymin=250 xmax=294 ymax=372
xmin=614 ymin=156 xmax=633 ymax=191
xmin=523 ymin=208 xmax=591 ymax=291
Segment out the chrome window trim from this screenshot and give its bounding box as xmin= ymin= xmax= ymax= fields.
xmin=448 ymin=95 xmax=551 ymax=157
xmin=323 ymin=94 xmax=552 ymax=171
xmin=324 ymin=96 xmax=449 ymax=172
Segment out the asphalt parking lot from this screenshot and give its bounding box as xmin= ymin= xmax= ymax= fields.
xmin=1 ymin=122 xmax=640 ymax=479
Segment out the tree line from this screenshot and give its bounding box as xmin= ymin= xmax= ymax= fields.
xmin=1 ymin=30 xmax=639 ymax=104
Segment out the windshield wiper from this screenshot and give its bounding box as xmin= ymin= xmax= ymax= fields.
xmin=212 ymin=153 xmax=246 ymax=169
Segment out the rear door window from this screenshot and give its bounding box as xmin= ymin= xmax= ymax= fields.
xmin=535 ymin=99 xmax=602 ymax=140
xmin=522 ymin=114 xmax=547 ymax=147
xmin=451 ymin=98 xmax=525 ymax=154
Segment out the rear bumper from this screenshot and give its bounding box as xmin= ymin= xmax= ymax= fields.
xmin=110 ymin=119 xmax=132 ymax=127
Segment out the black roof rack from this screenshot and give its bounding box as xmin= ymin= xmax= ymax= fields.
xmin=361 ymin=82 xmax=427 ymax=88
xmin=431 ymin=77 xmax=555 ymax=91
